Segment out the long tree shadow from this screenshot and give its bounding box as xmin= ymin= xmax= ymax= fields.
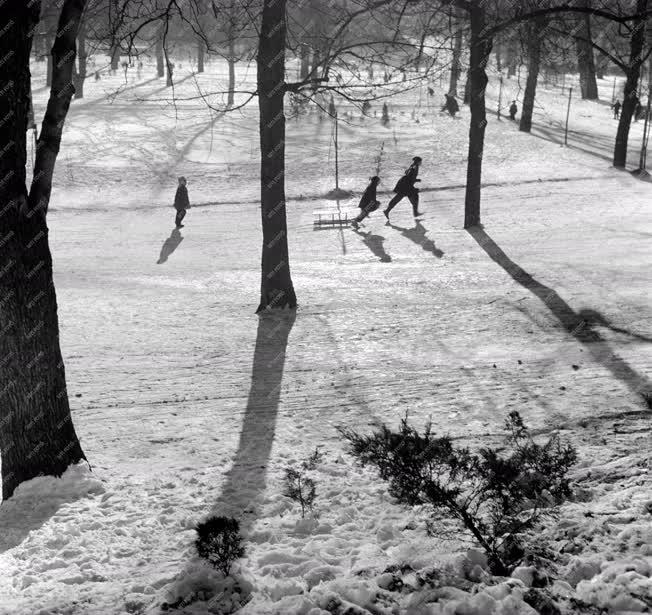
xmin=389 ymin=221 xmax=444 ymax=258
xmin=210 ymin=310 xmax=296 ymax=533
xmin=468 ymin=226 xmax=651 ymax=403
xmin=157 ymin=228 xmax=184 ymax=264
xmin=352 ymin=227 xmax=391 ymax=262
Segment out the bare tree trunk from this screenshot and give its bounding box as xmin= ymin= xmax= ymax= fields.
xmin=519 ymin=17 xmax=545 ymax=133
xmin=166 ymin=51 xmax=174 ymax=87
xmin=197 ymin=39 xmax=205 ymax=73
xmin=110 ymin=43 xmax=119 ymax=71
xmin=256 ymin=0 xmax=297 ymax=312
xmin=495 ymin=43 xmax=502 ymax=72
xmin=506 ymin=37 xmax=517 ymax=77
xmin=464 ymin=1 xmax=493 ymax=229
xmin=300 ymin=44 xmax=310 ymax=80
xmin=576 ymin=2 xmax=598 ymax=100
xmin=614 ymin=0 xmax=647 ymax=168
xmin=449 ymin=21 xmax=463 ymax=96
xmin=156 ymin=32 xmax=164 ymax=78
xmin=227 ymin=36 xmax=236 ymax=107
xmin=0 ymin=0 xmax=87 ymax=502
xmin=46 ymin=36 xmax=53 ymax=86
xmin=74 ymin=19 xmax=87 ymax=99
xmin=463 ymin=69 xmax=471 ymax=104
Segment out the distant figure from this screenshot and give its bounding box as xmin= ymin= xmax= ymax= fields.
xmin=509 ymin=100 xmax=518 ymax=120
xmin=442 ymin=93 xmax=460 ymax=117
xmin=612 ymin=99 xmax=621 ymax=119
xmin=427 ymin=86 xmax=434 ymax=97
xmin=174 ymin=176 xmax=190 ymax=228
xmin=635 ymin=100 xmax=643 ymax=121
xmin=383 ymin=156 xmax=423 ymax=221
xmin=351 ymin=176 xmax=381 ymax=229
xmin=95 ymin=71 xmax=101 ymax=81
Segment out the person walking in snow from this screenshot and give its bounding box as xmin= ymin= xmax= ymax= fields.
xmin=612 ymin=99 xmax=621 ymax=119
xmin=351 ymin=176 xmax=381 ymax=229
xmin=174 ymin=176 xmax=191 ymax=228
xmin=383 ymin=157 xmax=423 ymax=221
xmin=509 ymin=100 xmax=518 ymax=121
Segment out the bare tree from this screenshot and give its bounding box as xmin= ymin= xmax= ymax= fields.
xmin=0 ymin=0 xmax=88 ymax=500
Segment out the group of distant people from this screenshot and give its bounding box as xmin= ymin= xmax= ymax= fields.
xmin=351 ymin=156 xmax=423 ymax=228
xmin=612 ymin=96 xmax=648 ymax=121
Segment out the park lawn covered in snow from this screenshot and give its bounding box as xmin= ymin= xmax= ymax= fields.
xmin=0 ymin=57 xmax=650 ymax=614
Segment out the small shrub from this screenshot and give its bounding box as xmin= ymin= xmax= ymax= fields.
xmin=195 ymin=516 xmax=245 ymax=576
xmin=339 ymin=411 xmax=577 ymax=575
xmin=283 ymin=448 xmax=323 ymax=517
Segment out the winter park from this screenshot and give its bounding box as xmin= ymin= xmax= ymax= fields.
xmin=1 ymin=1 xmax=651 ymax=614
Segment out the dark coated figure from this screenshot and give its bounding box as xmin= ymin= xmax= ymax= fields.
xmin=351 ymin=176 xmax=381 ymax=229
xmin=174 ymin=176 xmax=190 ymax=228
xmin=383 ymin=157 xmax=423 ymax=221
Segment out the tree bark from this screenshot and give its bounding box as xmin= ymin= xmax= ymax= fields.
xmin=464 ymin=1 xmax=493 ymax=229
xmin=300 ymin=44 xmax=310 ymax=80
xmin=156 ymin=31 xmax=164 ymax=78
xmin=256 ymin=0 xmax=297 ymax=312
xmin=46 ymin=36 xmax=53 ymax=86
xmin=576 ymin=2 xmax=598 ymax=100
xmin=110 ymin=43 xmax=119 ymax=71
xmin=197 ymin=38 xmax=205 ymax=73
xmin=227 ymin=36 xmax=236 ymax=107
xmin=614 ymin=0 xmax=648 ymax=168
xmin=449 ymin=20 xmax=463 ymax=96
xmin=519 ymin=17 xmax=545 ymax=133
xmin=74 ymin=19 xmax=87 ymax=99
xmin=0 ymin=0 xmax=87 ymax=501
xmin=463 ymin=69 xmax=471 ymax=104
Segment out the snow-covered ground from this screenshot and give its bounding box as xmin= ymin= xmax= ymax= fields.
xmin=0 ymin=57 xmax=650 ymax=615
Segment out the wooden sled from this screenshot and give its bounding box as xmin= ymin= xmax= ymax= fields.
xmin=313 ymin=208 xmax=358 ymax=227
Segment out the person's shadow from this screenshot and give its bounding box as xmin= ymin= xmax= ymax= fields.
xmin=157 ymin=228 xmax=183 ymax=264
xmin=389 ymin=221 xmax=444 ymax=258
xmin=352 ymin=227 xmax=391 ymax=262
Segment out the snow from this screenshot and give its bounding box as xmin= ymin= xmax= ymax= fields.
xmin=0 ymin=55 xmax=650 ymax=614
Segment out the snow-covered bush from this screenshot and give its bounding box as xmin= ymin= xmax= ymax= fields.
xmin=195 ymin=516 xmax=245 ymax=576
xmin=283 ymin=448 xmax=324 ymax=518
xmin=339 ymin=411 xmax=577 ymax=576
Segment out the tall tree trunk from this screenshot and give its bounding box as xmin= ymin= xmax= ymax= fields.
xmin=300 ymin=44 xmax=310 ymax=80
xmin=519 ymin=17 xmax=545 ymax=133
xmin=614 ymin=0 xmax=647 ymax=168
xmin=0 ymin=0 xmax=87 ymax=502
xmin=227 ymin=36 xmax=236 ymax=107
xmin=495 ymin=43 xmax=502 ymax=72
xmin=197 ymin=38 xmax=205 ymax=73
xmin=256 ymin=0 xmax=297 ymax=312
xmin=74 ymin=20 xmax=87 ymax=99
xmin=110 ymin=43 xmax=119 ymax=71
xmin=166 ymin=51 xmax=174 ymax=87
xmin=46 ymin=36 xmax=53 ymax=86
xmin=156 ymin=32 xmax=164 ymax=78
xmin=506 ymin=37 xmax=517 ymax=77
xmin=463 ymin=69 xmax=471 ymax=104
xmin=449 ymin=21 xmax=463 ymax=96
xmin=464 ymin=1 xmax=493 ymax=229
xmin=576 ymin=2 xmax=598 ymax=100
